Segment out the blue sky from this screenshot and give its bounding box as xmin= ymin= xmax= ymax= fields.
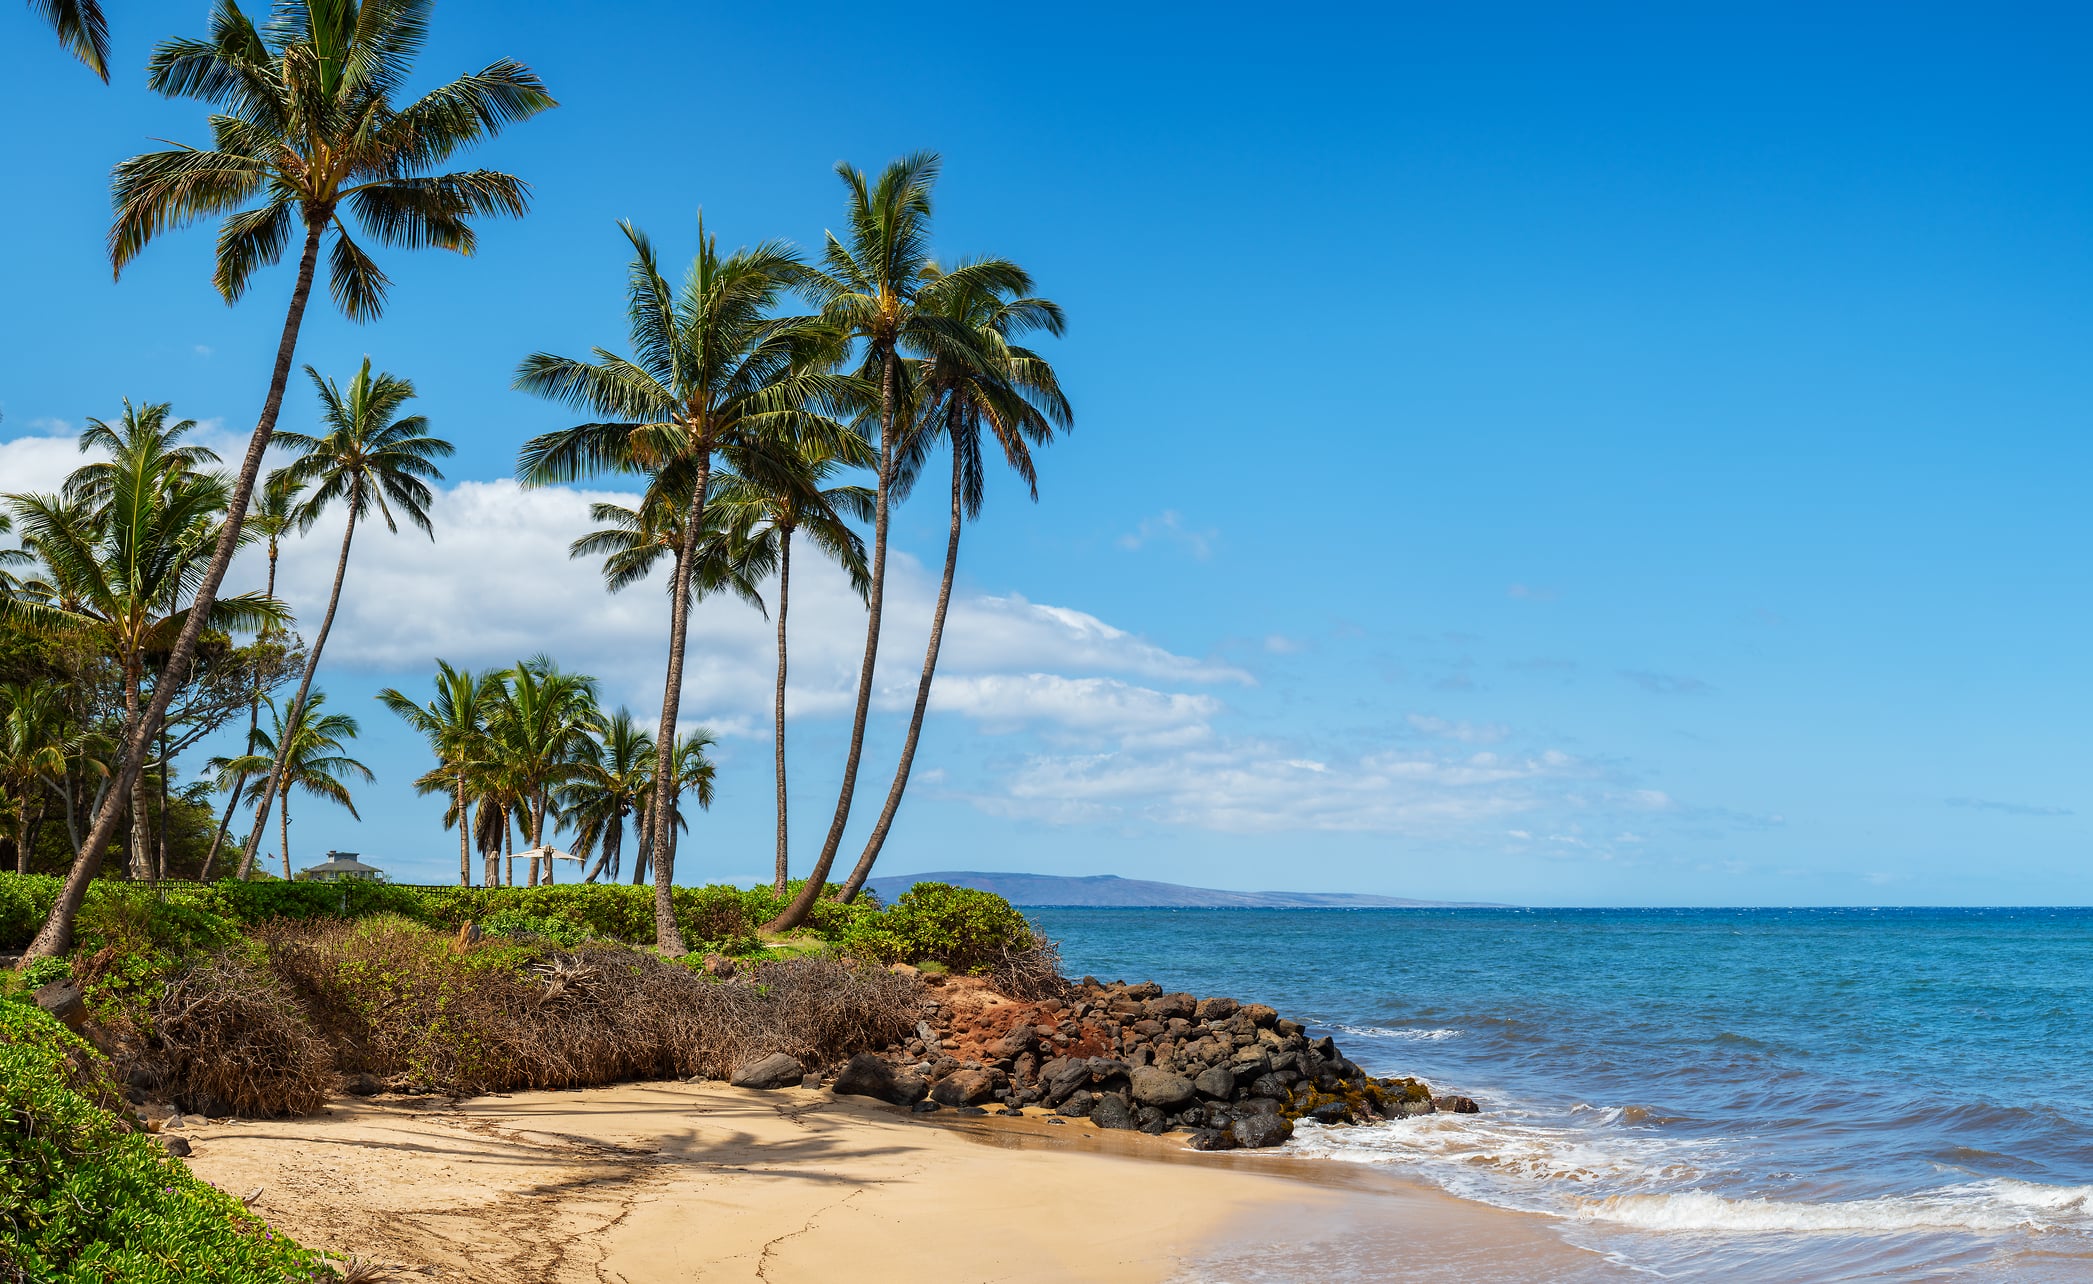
xmin=4 ymin=2 xmax=2091 ymax=903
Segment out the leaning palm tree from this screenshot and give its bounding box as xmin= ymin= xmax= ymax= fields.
xmin=23 ymin=0 xmax=553 ymax=960
xmin=515 ymin=219 xmax=849 ymax=953
xmin=378 ymin=658 xmax=493 ymax=885
xmin=200 ymin=468 xmax=305 ymax=878
xmin=30 ymin=0 xmax=108 ymax=79
xmin=236 ymin=359 xmax=448 ymax=878
xmin=766 ymin=153 xmax=1035 ymax=933
xmin=709 ymin=442 xmax=873 ymax=894
xmin=7 ymin=460 xmax=284 ymax=881
xmin=558 ymin=708 xmax=653 ymax=884
xmin=836 ymin=262 xmax=1070 ymax=901
xmin=209 ymin=690 xmax=370 ymax=879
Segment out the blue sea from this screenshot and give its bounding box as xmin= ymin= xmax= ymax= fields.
xmin=1032 ymin=907 xmax=2093 ymax=1282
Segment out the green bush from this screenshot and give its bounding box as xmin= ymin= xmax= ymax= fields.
xmin=205 ymin=878 xmax=432 ymax=927
xmin=0 ymin=873 xmax=59 ymax=950
xmin=0 ymin=996 xmax=326 ymax=1282
xmin=842 ymin=882 xmax=1036 ymax=974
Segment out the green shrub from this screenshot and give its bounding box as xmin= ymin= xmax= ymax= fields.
xmin=479 ymin=908 xmax=594 ymax=948
xmin=844 ymin=882 xmax=1036 ymax=974
xmin=70 ymin=887 xmax=246 ymax=1023
xmin=0 ymin=873 xmax=59 ymax=950
xmin=206 ymin=878 xmax=432 ymax=927
xmin=0 ymin=996 xmax=326 ymax=1282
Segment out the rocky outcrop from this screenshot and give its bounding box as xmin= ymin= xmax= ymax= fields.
xmin=730 ymin=1052 xmax=805 ymax=1090
xmin=838 ymin=974 xmax=1474 ymax=1149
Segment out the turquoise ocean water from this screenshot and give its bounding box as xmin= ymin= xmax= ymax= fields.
xmin=1032 ymin=907 xmax=2093 ymax=1281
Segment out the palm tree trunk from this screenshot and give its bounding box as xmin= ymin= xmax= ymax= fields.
xmin=765 ymin=349 xmax=898 ymax=933
xmin=772 ymin=526 xmax=793 ymax=896
xmin=280 ymin=791 xmax=292 ymax=880
xmin=123 ymin=664 xmax=152 ymax=881
xmin=156 ymin=721 xmax=171 ymax=881
xmin=632 ymin=797 xmax=650 ymax=886
xmin=239 ymin=485 xmax=362 ymax=877
xmin=204 ymin=537 xmax=279 ymax=877
xmin=457 ymin=768 xmax=470 ymax=886
xmin=23 ymin=215 xmax=326 ymax=962
xmin=645 ymin=450 xmax=711 ymax=956
xmin=504 ymin=822 xmax=513 ymax=888
xmin=14 ymin=810 xmax=29 ymax=877
xmin=839 ymin=436 xmax=964 ymax=901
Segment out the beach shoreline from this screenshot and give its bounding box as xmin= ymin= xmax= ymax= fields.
xmin=181 ymin=1080 xmax=1604 ymax=1283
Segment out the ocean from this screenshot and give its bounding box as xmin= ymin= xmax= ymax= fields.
xmin=1031 ymin=907 xmax=2093 ymax=1282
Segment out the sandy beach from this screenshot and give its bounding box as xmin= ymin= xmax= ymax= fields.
xmin=181 ymin=1081 xmax=1607 ymax=1283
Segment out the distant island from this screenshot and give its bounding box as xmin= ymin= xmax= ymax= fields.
xmin=866 ymin=871 xmax=1506 ymax=909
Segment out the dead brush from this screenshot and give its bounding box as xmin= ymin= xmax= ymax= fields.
xmin=987 ymin=931 xmax=1072 ymax=1002
xmin=143 ymin=951 xmax=334 ymax=1117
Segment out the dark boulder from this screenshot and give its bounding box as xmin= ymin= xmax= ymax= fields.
xmin=1040 ymin=1058 xmax=1090 ymax=1105
xmin=1231 ymin=1113 xmax=1294 ymax=1148
xmin=994 ymin=1025 xmax=1037 ymax=1059
xmin=1057 ymin=1090 xmax=1096 ymax=1118
xmin=1241 ymin=1003 xmax=1279 ymax=1028
xmin=1130 ymin=1066 xmax=1196 ymax=1110
xmin=730 ymin=1052 xmax=805 ymax=1091
xmin=1192 ymin=1066 xmax=1235 ymax=1100
xmin=1307 ymin=1101 xmax=1355 ymax=1125
xmin=161 ymin=1135 xmax=192 ymax=1158
xmin=1194 ymin=996 xmax=1239 ymax=1023
xmin=1090 ymin=1094 xmax=1137 ymax=1131
xmin=1185 ymin=1127 xmax=1237 ymax=1151
xmin=342 ymin=1072 xmax=384 ymax=1097
xmin=929 ymin=1068 xmax=997 ymax=1108
xmin=833 ymin=1053 xmax=929 ymax=1107
xmin=910 ymin=1099 xmax=941 ymax=1114
xmin=1434 ymin=1095 xmax=1481 ymax=1114
xmin=1249 ymin=1073 xmax=1290 ymax=1101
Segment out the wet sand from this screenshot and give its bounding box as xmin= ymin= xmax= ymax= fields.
xmin=181 ymin=1080 xmax=1613 ymax=1282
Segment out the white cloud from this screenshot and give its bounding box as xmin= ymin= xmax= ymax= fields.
xmin=1407 ymin=713 xmax=1511 ymax=744
xmin=928 ymin=674 xmax=1220 ymax=738
xmin=1117 ymin=510 xmax=1217 ymax=560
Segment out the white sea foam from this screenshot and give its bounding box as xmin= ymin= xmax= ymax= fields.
xmin=1326 ymin=1023 xmax=1462 ymax=1041
xmin=1576 ymin=1180 xmax=2093 ymax=1235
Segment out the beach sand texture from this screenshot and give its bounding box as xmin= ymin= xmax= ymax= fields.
xmin=182 ymin=1081 xmax=1605 ymax=1282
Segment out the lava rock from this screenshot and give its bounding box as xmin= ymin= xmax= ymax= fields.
xmin=1090 ymin=1094 xmax=1137 ymax=1131
xmin=1057 ymin=1090 xmax=1096 ymax=1118
xmin=910 ymin=1099 xmax=942 ymax=1114
xmin=833 ymin=1053 xmax=929 ymax=1107
xmin=1231 ymin=1113 xmax=1294 ymax=1149
xmin=1307 ymin=1101 xmax=1355 ymax=1125
xmin=1194 ymin=996 xmax=1240 ymax=1023
xmin=342 ymin=1072 xmax=384 ymax=1097
xmin=1241 ymin=1003 xmax=1279 ymax=1028
xmin=1130 ymin=1066 xmax=1197 ymax=1110
xmin=1186 ymin=1127 xmax=1237 ymax=1151
xmin=1434 ymin=1095 xmax=1481 ymax=1114
xmin=730 ymin=1052 xmax=805 ymax=1091
xmin=929 ymin=1068 xmax=997 ymax=1108
xmin=161 ymin=1135 xmax=192 ymax=1157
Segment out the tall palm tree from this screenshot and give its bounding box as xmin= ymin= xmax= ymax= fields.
xmin=482 ymin=656 xmax=599 ymax=886
xmin=200 ymin=469 xmax=304 ymax=878
xmin=515 ymin=219 xmax=849 ymax=953
xmin=7 ymin=461 xmax=284 ymax=882
xmin=236 ymin=358 xmax=448 ymax=877
xmin=836 ymin=263 xmax=1070 ymax=901
xmin=26 ymin=0 xmax=552 ymax=960
xmin=64 ymin=400 xmax=221 ymax=510
xmin=0 ymin=511 xmax=32 ymax=600
xmin=379 ymin=658 xmax=493 ymax=886
xmin=766 ymin=153 xmax=1033 ymax=933
xmin=558 ymin=708 xmax=653 ymax=884
xmin=29 ymin=0 xmax=108 ymax=79
xmin=208 ymin=690 xmax=369 ymax=879
xmin=0 ymin=684 xmax=68 ymax=875
xmin=632 ymin=729 xmax=716 ymax=890
xmin=710 ymin=443 xmax=873 ymax=895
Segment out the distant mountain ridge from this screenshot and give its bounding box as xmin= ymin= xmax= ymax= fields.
xmin=864 ymin=870 xmax=1502 ymax=909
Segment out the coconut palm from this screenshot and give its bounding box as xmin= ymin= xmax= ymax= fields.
xmin=765 ymin=153 xmax=1034 ymax=933
xmin=514 ymin=218 xmax=849 ymax=953
xmin=709 ymin=442 xmax=873 ymax=895
xmin=236 ymin=359 xmax=449 ymax=877
xmin=0 ymin=511 xmax=33 ymax=601
xmin=378 ymin=659 xmax=493 ymax=886
xmin=482 ymin=656 xmax=600 ymax=886
xmin=0 ymin=684 xmax=68 ymax=874
xmin=836 ymin=263 xmax=1070 ymax=901
xmin=6 ymin=460 xmax=284 ymax=881
xmin=30 ymin=0 xmax=108 ymax=79
xmin=208 ymin=690 xmax=369 ymax=879
xmin=558 ymin=708 xmax=653 ymax=884
xmin=24 ymin=0 xmax=552 ymax=960
xmin=64 ymin=400 xmax=221 ymax=512
xmin=200 ymin=469 xmax=304 ymax=877
xmin=632 ymin=729 xmax=716 ymax=889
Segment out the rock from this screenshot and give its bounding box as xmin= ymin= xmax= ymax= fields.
xmin=1233 ymin=1097 xmax=1284 ymax=1118
xmin=1307 ymin=1101 xmax=1354 ymax=1125
xmin=1186 ymin=1127 xmax=1237 ymax=1151
xmin=1310 ymin=1035 xmax=1339 ymax=1060
xmin=1136 ymin=1105 xmax=1169 ymax=1134
xmin=1231 ymin=1113 xmax=1294 ymax=1149
xmin=1241 ymin=1003 xmax=1279 ymax=1028
xmin=801 ymin=1074 xmax=822 ymax=1089
xmin=1090 ymin=1094 xmax=1137 ymax=1131
xmin=1229 ymin=1049 xmax=1272 ymax=1079
xmin=955 ymin=1105 xmax=990 ymax=1117
xmin=342 ymin=1072 xmax=384 ymax=1097
xmin=1434 ymin=1095 xmax=1481 ymax=1114
xmin=1195 ymin=996 xmax=1239 ymax=1023
xmin=1398 ymin=1100 xmax=1436 ymax=1117
xmin=1130 ymin=1067 xmax=1196 ymax=1110
xmin=161 ymin=1135 xmax=192 ymax=1158
xmin=910 ymin=1099 xmax=941 ymax=1113
xmin=929 ymin=1068 xmax=997 ymax=1108
xmin=1249 ymin=1073 xmax=1289 ymax=1101
xmin=1147 ymin=992 xmax=1197 ymax=1020
xmin=1057 ymin=1090 xmax=1096 ymax=1118
xmin=730 ymin=1052 xmax=805 ymax=1090
xmin=32 ymin=981 xmax=86 ymax=1033
xmin=453 ymin=921 xmax=483 ymax=950
xmin=1193 ymin=1066 xmax=1236 ymax=1100
xmin=833 ymin=1053 xmax=929 ymax=1107
xmin=1040 ymin=1059 xmax=1090 ymax=1105
xmin=994 ymin=1025 xmax=1037 ymax=1058
xmin=703 ymin=953 xmax=737 ymax=979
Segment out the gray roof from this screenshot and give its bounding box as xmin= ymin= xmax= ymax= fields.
xmin=302 ymin=854 xmax=382 ymax=875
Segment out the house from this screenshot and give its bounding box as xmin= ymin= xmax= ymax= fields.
xmin=297 ymin=851 xmax=385 ymax=883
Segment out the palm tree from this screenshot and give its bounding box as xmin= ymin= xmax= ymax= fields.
xmin=6 ymin=460 xmax=284 ymax=882
xmin=0 ymin=684 xmax=68 ymax=874
xmin=514 ymin=219 xmax=849 ymax=954
xmin=236 ymin=359 xmax=449 ymax=878
xmin=633 ymin=729 xmax=716 ymax=890
xmin=558 ymin=708 xmax=653 ymax=884
xmin=482 ymin=656 xmax=599 ymax=886
xmin=0 ymin=511 xmax=32 ymax=600
xmin=378 ymin=659 xmax=493 ymax=886
xmin=766 ymin=153 xmax=1033 ymax=933
xmin=64 ymin=400 xmax=221 ymax=511
xmin=200 ymin=469 xmax=304 ymax=878
xmin=24 ymin=0 xmax=552 ymax=961
xmin=709 ymin=442 xmax=873 ymax=895
xmin=208 ymin=690 xmax=369 ymax=879
xmin=29 ymin=0 xmax=108 ymax=79
xmin=836 ymin=263 xmax=1070 ymax=901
